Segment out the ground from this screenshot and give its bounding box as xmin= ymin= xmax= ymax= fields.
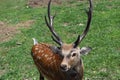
xmin=27 ymin=0 xmax=62 ymax=7
xmin=0 ymin=20 xmax=34 ymax=42
xmin=0 ymin=0 xmax=81 ymax=42
xmin=0 ymin=0 xmax=120 ymax=80
xmin=27 ymin=0 xmax=82 ymax=7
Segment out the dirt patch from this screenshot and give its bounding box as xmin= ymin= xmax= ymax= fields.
xmin=0 ymin=20 xmax=34 ymax=42
xmin=27 ymin=0 xmax=62 ymax=7
xmin=27 ymin=0 xmax=82 ymax=7
xmin=16 ymin=20 xmax=34 ymax=28
xmin=0 ymin=70 xmax=6 ymax=77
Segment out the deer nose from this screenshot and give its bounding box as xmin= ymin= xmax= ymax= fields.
xmin=60 ymin=64 xmax=67 ymax=71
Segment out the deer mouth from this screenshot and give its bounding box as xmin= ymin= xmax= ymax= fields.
xmin=60 ymin=65 xmax=70 ymax=72
xmin=60 ymin=66 xmax=78 ymax=77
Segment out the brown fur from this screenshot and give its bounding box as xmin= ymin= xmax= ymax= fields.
xmin=31 ymin=43 xmax=83 ymax=80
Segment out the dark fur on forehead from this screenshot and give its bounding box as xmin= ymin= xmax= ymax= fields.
xmin=50 ymin=46 xmax=61 ymax=54
xmin=66 ymin=53 xmax=71 ymax=58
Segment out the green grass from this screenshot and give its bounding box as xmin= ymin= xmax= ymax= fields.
xmin=0 ymin=0 xmax=120 ymax=80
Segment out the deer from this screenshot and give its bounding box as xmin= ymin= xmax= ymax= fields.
xmin=31 ymin=0 xmax=93 ymax=80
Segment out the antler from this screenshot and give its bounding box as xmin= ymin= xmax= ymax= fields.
xmin=73 ymin=0 xmax=93 ymax=48
xmin=45 ymin=0 xmax=62 ymax=46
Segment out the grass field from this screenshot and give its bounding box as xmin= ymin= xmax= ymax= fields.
xmin=0 ymin=0 xmax=120 ymax=80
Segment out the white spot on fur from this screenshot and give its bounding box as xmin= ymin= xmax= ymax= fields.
xmin=54 ymin=60 xmax=56 ymax=63
xmin=45 ymin=54 xmax=48 ymax=58
xmin=41 ymin=53 xmax=44 ymax=57
xmin=50 ymin=61 xmax=54 ymax=65
xmin=47 ymin=57 xmax=52 ymax=61
xmin=37 ymin=56 xmax=41 ymax=59
xmin=38 ymin=50 xmax=41 ymax=53
xmin=35 ymin=47 xmax=39 ymax=51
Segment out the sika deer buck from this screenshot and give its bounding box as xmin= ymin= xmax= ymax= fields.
xmin=31 ymin=0 xmax=93 ymax=80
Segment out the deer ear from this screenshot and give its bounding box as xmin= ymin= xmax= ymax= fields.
xmin=80 ymin=47 xmax=92 ymax=55
xmin=50 ymin=46 xmax=61 ymax=54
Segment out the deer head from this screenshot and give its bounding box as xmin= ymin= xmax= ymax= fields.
xmin=45 ymin=0 xmax=93 ymax=72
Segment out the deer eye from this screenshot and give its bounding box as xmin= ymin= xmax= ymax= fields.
xmin=72 ymin=53 xmax=76 ymax=57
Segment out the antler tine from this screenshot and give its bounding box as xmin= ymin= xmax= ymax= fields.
xmin=45 ymin=0 xmax=62 ymax=45
xmin=73 ymin=0 xmax=93 ymax=48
